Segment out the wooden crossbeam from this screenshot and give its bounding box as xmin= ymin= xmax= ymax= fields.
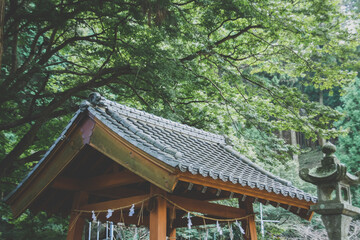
xmin=86 ymin=171 xmax=144 ymax=191
xmin=79 ymin=194 xmax=150 ymax=211
xmin=167 ymin=195 xmax=246 ymax=219
xmin=52 ymin=176 xmax=82 ymax=191
xmin=51 ymin=170 xmax=145 ymax=191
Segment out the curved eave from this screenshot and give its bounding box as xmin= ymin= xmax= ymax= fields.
xmin=178 ymin=171 xmax=316 ymax=220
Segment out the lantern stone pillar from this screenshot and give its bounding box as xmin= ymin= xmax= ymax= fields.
xmin=299 ymin=142 xmax=360 ymax=240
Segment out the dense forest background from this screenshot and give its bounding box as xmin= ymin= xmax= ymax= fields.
xmin=0 ymin=0 xmax=359 ymax=239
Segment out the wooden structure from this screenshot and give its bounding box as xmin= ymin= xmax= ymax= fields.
xmin=5 ymin=93 xmax=317 ymax=239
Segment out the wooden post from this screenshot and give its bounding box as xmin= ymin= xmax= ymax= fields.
xmin=169 ymin=229 xmax=176 ymax=239
xmin=67 ymin=191 xmax=88 ymax=240
xmin=168 ymin=204 xmax=176 ymax=239
xmin=239 ymin=198 xmax=257 ymax=240
xmin=150 ymin=185 xmax=167 ymax=240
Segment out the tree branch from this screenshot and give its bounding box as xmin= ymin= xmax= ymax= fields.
xmin=180 ymin=25 xmax=262 ymax=62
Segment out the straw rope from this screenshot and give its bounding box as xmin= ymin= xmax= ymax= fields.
xmin=73 ymin=194 xmax=255 ymax=223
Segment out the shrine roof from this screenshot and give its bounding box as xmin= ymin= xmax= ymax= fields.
xmin=83 ymin=93 xmax=317 ymax=203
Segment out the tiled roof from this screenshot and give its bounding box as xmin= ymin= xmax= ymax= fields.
xmin=83 ymin=93 xmax=317 ymax=203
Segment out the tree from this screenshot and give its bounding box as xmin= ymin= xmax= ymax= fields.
xmin=336 ymin=76 xmax=360 ymax=207
xmin=0 ymin=0 xmax=357 ymax=181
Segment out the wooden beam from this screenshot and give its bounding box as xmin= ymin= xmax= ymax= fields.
xmin=90 ymin=186 xmax=146 ymax=199
xmin=86 ymin=170 xmax=145 ymax=191
xmin=167 ymin=195 xmax=246 ymax=219
xmin=150 ymin=185 xmax=167 ymax=240
xmin=178 ymin=172 xmax=314 ymax=211
xmin=79 ymin=194 xmax=150 ymax=211
xmin=51 ymin=170 xmax=145 ymax=191
xmin=51 ymin=176 xmax=82 ymax=191
xmin=239 ymin=198 xmax=257 ymax=240
xmin=89 ymin=121 xmax=178 ymax=192
xmin=67 ymin=191 xmax=88 ymax=240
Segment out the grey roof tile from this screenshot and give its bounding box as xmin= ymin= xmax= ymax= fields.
xmin=84 ymin=96 xmax=317 ymax=203
xmin=8 ymin=94 xmax=316 ymax=205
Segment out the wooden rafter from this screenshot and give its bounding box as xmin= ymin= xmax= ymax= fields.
xmin=178 ymin=172 xmax=314 ymax=219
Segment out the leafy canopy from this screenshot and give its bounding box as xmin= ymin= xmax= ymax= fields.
xmin=0 ymin=0 xmax=358 ymax=183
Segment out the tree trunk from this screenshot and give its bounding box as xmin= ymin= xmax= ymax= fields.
xmin=318 ymin=90 xmax=325 ymax=146
xmin=0 ymin=0 xmax=5 ymax=74
xmin=290 ymin=130 xmax=299 ymax=168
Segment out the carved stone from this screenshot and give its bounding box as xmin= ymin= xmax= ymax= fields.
xmin=299 ymin=142 xmax=360 ymax=240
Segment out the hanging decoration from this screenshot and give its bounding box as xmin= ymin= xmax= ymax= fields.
xmin=133 ymin=226 xmax=138 ymax=240
xmin=228 ymin=222 xmax=234 ymax=240
xmin=187 ymin=212 xmax=192 ymax=229
xmin=88 ymin=222 xmax=92 ymax=240
xmin=81 ymin=193 xmax=255 ymax=239
xmin=235 ymin=220 xmax=245 ymax=234
xmin=106 ymin=221 xmax=109 ymax=238
xmin=216 ymin=221 xmax=223 ymax=235
xmin=109 ymin=221 xmax=114 ymax=240
xmin=92 ymin=210 xmax=97 ymax=222
xmin=106 ymin=209 xmax=114 ymax=219
xmin=96 ymin=221 xmax=100 ymax=240
xmin=129 ymin=204 xmax=135 ymax=216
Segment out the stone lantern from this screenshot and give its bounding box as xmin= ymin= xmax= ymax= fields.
xmin=299 ymin=142 xmax=360 ymax=240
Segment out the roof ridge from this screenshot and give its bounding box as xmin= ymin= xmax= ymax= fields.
xmin=87 ymin=92 xmax=226 ymax=144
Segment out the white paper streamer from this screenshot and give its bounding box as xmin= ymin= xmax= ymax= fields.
xmin=133 ymin=227 xmax=138 ymax=240
xmin=106 ymin=209 xmax=114 ymax=219
xmin=92 ymin=210 xmax=97 ymax=222
xmin=187 ymin=212 xmax=192 ymax=229
xmin=129 ymin=204 xmax=135 ymax=216
xmin=204 ymin=228 xmax=209 ymax=240
xmin=229 ymin=223 xmax=234 ymax=240
xmin=235 ymin=220 xmax=245 ymax=234
xmin=216 ymin=221 xmax=223 ymax=235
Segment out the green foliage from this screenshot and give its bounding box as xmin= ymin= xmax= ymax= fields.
xmin=0 ymin=0 xmax=359 ymax=238
xmin=0 ymin=203 xmax=67 ymax=239
xmin=336 ymin=77 xmax=360 ymax=207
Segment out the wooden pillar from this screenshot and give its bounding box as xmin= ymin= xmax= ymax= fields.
xmin=168 ymin=204 xmax=177 ymax=239
xmin=67 ymin=191 xmax=88 ymax=240
xmin=150 ymin=185 xmax=167 ymax=240
xmin=169 ymin=229 xmax=176 ymax=239
xmin=239 ymin=198 xmax=257 ymax=240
